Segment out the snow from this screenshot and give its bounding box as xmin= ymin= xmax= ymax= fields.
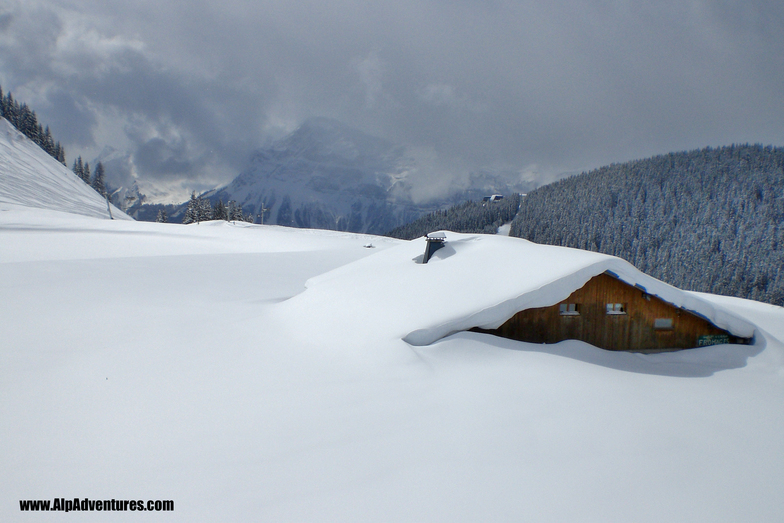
xmin=496 ymin=222 xmax=511 ymax=235
xmin=276 ymin=232 xmax=755 ymax=349
xmin=1 ymin=148 xmax=783 ymax=521
xmin=0 ymin=118 xmax=130 ymax=220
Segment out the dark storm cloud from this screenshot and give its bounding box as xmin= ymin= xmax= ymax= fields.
xmin=1 ymin=0 xmax=782 ymax=189
xmin=134 ymin=137 xmax=193 ymax=176
xmin=0 ymin=0 xmax=272 ymax=183
xmin=0 ymin=12 xmax=12 ymax=31
xmin=39 ymin=88 xmax=97 ymax=146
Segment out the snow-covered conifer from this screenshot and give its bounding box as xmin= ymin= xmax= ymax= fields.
xmin=72 ymin=157 xmax=84 ymax=182
xmin=228 ymin=201 xmax=245 ymax=222
xmin=213 ymin=199 xmax=227 ymax=221
xmin=197 ymin=198 xmax=212 ymax=222
xmin=91 ymin=162 xmax=106 ymax=197
xmin=183 ymin=192 xmax=200 ymax=224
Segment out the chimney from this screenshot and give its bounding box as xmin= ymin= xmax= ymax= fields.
xmin=423 ymin=232 xmax=446 ymax=263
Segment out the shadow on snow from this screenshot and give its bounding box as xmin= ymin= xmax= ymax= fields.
xmin=435 ymin=330 xmax=765 ymax=378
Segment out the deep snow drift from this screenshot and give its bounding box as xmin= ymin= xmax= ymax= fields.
xmin=2 ymin=209 xmax=783 ymax=521
xmin=276 ymin=232 xmax=756 ymax=349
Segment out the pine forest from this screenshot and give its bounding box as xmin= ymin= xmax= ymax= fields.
xmin=385 ymin=194 xmax=521 ymax=240
xmin=0 ymin=85 xmax=66 ymax=165
xmin=509 ymin=145 xmax=784 ymax=306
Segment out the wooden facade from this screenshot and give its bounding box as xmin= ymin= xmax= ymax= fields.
xmin=477 ymin=273 xmax=749 ymax=352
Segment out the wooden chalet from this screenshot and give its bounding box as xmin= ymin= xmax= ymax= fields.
xmin=475 ymin=272 xmax=751 ymax=352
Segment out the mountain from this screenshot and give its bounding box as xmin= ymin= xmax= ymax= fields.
xmin=208 ymin=117 xmax=418 ymax=232
xmin=87 ymin=146 xmax=192 ymax=221
xmin=509 ymin=144 xmax=784 ymax=306
xmin=201 ymin=117 xmax=531 ymax=233
xmin=0 ymin=117 xmax=130 ymax=220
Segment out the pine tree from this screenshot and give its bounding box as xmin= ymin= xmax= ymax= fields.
xmin=91 ymin=162 xmax=106 ymax=196
xmin=227 ymin=201 xmax=245 ymax=222
xmin=72 ymin=157 xmax=85 ymax=182
xmin=197 ymin=198 xmax=212 ymax=222
xmin=183 ymin=192 xmax=200 ymax=224
xmin=155 ymin=209 xmax=168 ymax=223
xmin=79 ymin=158 xmax=89 ymax=183
xmin=212 ymin=199 xmax=227 ymax=221
xmin=3 ymin=92 xmax=17 ymax=123
xmin=19 ymin=106 xmax=39 ymax=142
xmin=42 ymin=126 xmax=54 ymax=156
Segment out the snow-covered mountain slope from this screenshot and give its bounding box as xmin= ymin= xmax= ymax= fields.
xmin=207 ymin=117 xmax=422 ymax=232
xmin=0 ymin=118 xmax=130 ymax=220
xmin=204 ymin=117 xmax=529 ymax=232
xmin=2 ymin=212 xmax=783 ymax=522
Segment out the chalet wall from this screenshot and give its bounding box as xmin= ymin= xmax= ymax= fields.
xmin=485 ymin=273 xmax=740 ymax=352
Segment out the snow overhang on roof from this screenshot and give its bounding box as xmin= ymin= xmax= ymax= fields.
xmin=284 ymin=232 xmax=758 ymax=347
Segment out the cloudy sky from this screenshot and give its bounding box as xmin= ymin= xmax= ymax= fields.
xmin=1 ymin=0 xmax=782 ymax=195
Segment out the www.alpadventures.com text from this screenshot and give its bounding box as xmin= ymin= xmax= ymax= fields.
xmin=20 ymin=498 xmax=173 ymax=512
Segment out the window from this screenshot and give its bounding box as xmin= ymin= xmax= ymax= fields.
xmin=606 ymin=303 xmax=626 ymax=315
xmin=654 ymin=318 xmax=674 ymax=330
xmin=559 ymin=303 xmax=580 ymax=316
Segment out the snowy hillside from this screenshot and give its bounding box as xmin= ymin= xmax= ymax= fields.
xmin=510 ymin=145 xmax=784 ymax=306
xmin=0 ymin=118 xmax=130 ymax=220
xmin=2 ymin=205 xmax=783 ymax=522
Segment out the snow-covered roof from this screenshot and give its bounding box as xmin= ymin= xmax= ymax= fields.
xmin=279 ymin=232 xmax=757 ymax=347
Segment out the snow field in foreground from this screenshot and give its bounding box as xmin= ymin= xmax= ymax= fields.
xmin=1 ymin=213 xmax=783 ymax=522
